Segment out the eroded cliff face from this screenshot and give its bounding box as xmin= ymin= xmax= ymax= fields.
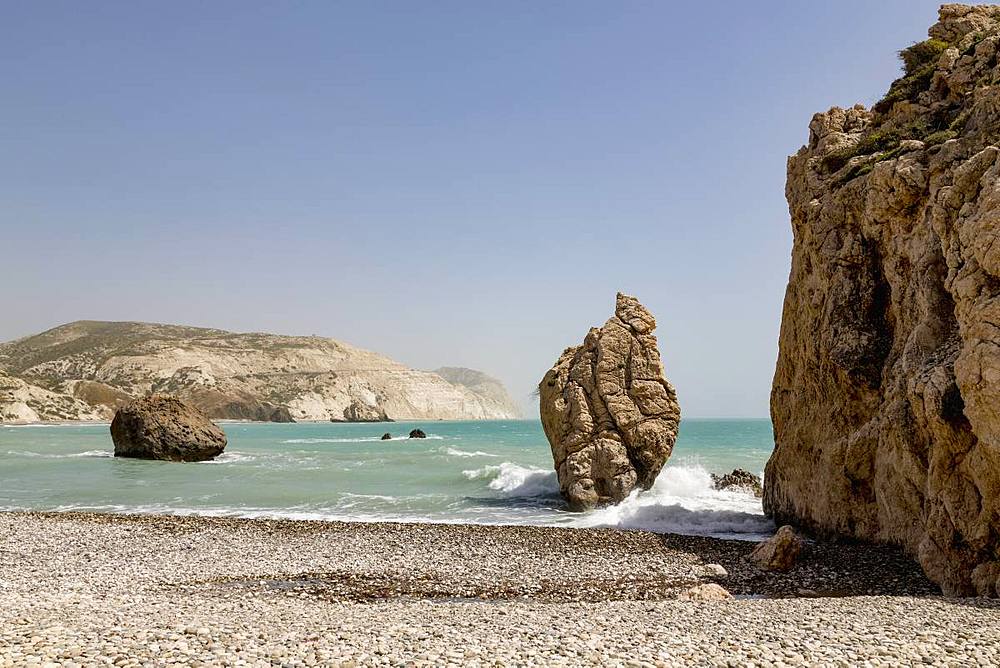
xmin=766 ymin=4 xmax=1000 ymax=595
xmin=0 ymin=370 xmax=106 ymax=423
xmin=0 ymin=321 xmax=520 ymax=423
xmin=433 ymin=367 xmax=523 ymax=419
xmin=539 ymin=293 xmax=680 ymax=510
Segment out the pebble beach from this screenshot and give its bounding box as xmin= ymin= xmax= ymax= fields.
xmin=2 ymin=512 xmax=999 ymax=666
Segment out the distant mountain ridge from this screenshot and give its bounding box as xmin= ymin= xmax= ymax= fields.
xmin=0 ymin=320 xmax=520 ymax=423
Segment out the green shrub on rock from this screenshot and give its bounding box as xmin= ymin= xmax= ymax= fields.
xmin=924 ymin=129 xmax=958 ymax=146
xmin=873 ymin=39 xmax=949 ymax=114
xmin=900 ymin=38 xmax=949 ymax=74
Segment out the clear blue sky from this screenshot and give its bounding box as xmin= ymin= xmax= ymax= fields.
xmin=1 ymin=1 xmax=952 ymax=416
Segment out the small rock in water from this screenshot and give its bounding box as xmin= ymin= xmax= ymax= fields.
xmin=408 ymin=429 xmax=426 ymax=439
xmin=711 ymin=469 xmax=763 ymax=497
xmin=380 ymin=433 xmax=392 ymax=440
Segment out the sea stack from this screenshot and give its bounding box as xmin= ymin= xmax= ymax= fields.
xmin=111 ymin=395 xmax=227 ymax=462
xmin=539 ymin=293 xmax=680 ymax=510
xmin=767 ymin=4 xmax=1000 ymax=596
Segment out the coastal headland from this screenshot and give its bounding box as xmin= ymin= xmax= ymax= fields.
xmin=0 ymin=321 xmax=521 ymax=424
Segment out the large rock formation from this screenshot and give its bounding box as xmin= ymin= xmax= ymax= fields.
xmin=111 ymin=395 xmax=227 ymax=462
xmin=539 ymin=293 xmax=680 ymax=510
xmin=0 ymin=321 xmax=520 ymax=423
xmin=767 ymin=4 xmax=1000 ymax=595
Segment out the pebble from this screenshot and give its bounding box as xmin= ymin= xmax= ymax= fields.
xmin=702 ymin=563 xmax=729 ymax=578
xmin=0 ymin=511 xmax=997 ymax=666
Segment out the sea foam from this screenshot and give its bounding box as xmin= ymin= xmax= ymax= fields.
xmin=464 ymin=459 xmax=772 ymax=539
xmin=463 ymin=463 xmax=559 ymax=497
xmin=282 ymin=435 xmax=444 ymax=444
xmin=573 ymin=464 xmax=773 ymax=539
xmin=440 ymin=446 xmax=499 ymax=458
xmin=5 ymin=449 xmax=112 ymax=459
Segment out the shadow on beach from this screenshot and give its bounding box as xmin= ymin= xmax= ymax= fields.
xmin=652 ymin=530 xmax=964 ymax=601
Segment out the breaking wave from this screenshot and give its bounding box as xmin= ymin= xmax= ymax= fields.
xmin=198 ymin=452 xmax=257 ymax=464
xmin=5 ymin=449 xmax=112 ymax=459
xmin=573 ymin=464 xmax=773 ymax=539
xmin=282 ymin=435 xmax=444 ymax=444
xmin=440 ymin=446 xmax=499 ymax=458
xmin=463 ymin=463 xmax=559 ymax=497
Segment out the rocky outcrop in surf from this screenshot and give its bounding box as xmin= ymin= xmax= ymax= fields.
xmin=0 ymin=321 xmax=520 ymax=423
xmin=767 ymin=4 xmax=1000 ymax=596
xmin=111 ymin=395 xmax=227 ymax=462
xmin=711 ymin=469 xmax=763 ymax=497
xmin=539 ymin=293 xmax=680 ymax=510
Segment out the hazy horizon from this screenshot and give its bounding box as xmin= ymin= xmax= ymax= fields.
xmin=2 ymin=1 xmax=951 ymax=417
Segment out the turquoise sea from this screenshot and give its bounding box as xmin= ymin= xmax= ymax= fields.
xmin=0 ymin=419 xmax=775 ymax=539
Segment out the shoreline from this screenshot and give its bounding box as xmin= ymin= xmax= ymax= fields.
xmin=0 ymin=419 xmax=777 ymax=541
xmin=3 ymin=511 xmax=998 ymax=665
xmin=0 ymin=418 xmax=533 ymax=427
xmin=0 ymin=416 xmax=771 ymax=426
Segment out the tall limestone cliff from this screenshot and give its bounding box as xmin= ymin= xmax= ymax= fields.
xmin=0 ymin=321 xmax=519 ymax=423
xmin=767 ymin=4 xmax=1000 ymax=595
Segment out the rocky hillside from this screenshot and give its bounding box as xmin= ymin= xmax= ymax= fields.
xmin=0 ymin=321 xmax=519 ymax=423
xmin=432 ymin=367 xmax=522 ymax=419
xmin=766 ymin=4 xmax=1000 ymax=596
